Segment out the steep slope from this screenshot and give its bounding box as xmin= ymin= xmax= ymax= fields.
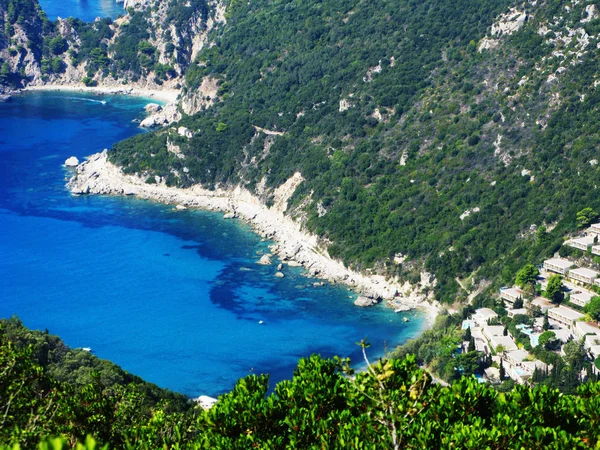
xmin=111 ymin=0 xmax=596 ymax=301
xmin=0 ymin=0 xmax=224 ymax=91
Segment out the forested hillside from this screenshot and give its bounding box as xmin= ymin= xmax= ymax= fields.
xmin=3 ymin=0 xmax=600 ymax=299
xmin=4 ymin=318 xmax=600 ymax=449
xmin=104 ymin=0 xmax=600 ymax=301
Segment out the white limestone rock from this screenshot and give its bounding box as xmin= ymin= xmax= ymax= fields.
xmin=257 ymin=254 xmax=272 ymax=265
xmin=65 ymin=156 xmax=79 ymax=167
xmin=144 ymin=103 xmax=162 ymax=113
xmin=354 ymin=296 xmax=379 ymax=307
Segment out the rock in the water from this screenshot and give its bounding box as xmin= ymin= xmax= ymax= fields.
xmin=275 ymin=271 xmax=285 ymax=278
xmin=277 ymin=263 xmax=283 ymax=271
xmin=140 ymin=116 xmax=157 ymax=128
xmin=65 ymin=156 xmax=79 ymax=167
xmin=354 ymin=296 xmax=379 ymax=307
xmin=223 ymin=212 xmax=237 ymax=219
xmin=144 ymin=103 xmax=162 ymax=113
xmin=176 ymin=205 xmax=187 ymax=211
xmin=257 ymin=254 xmax=272 ymax=265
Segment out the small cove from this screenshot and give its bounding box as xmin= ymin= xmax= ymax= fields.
xmin=0 ymin=92 xmax=426 ymax=397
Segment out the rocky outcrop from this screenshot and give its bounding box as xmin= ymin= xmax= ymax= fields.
xmin=144 ymin=103 xmax=162 ymax=113
xmin=354 ymin=296 xmax=379 ymax=307
xmin=491 ymin=9 xmax=527 ymax=36
xmin=65 ymin=156 xmax=79 ymax=167
xmin=257 ymin=254 xmax=273 ymax=265
xmin=140 ymin=103 xmax=181 ymax=128
xmin=181 ymin=76 xmax=220 ymax=115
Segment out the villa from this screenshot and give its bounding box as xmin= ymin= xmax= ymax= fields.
xmin=570 ymin=290 xmax=595 ymax=308
xmin=543 ymin=258 xmax=574 ymax=275
xmin=568 ymin=267 xmax=599 ymax=285
xmin=500 ymin=287 xmax=524 ymax=305
xmin=566 ymin=235 xmax=596 ymax=251
xmin=589 ymin=223 xmax=600 ymax=235
xmin=473 ymin=308 xmax=498 ymax=327
xmin=548 ymin=305 xmax=585 ymax=329
xmin=574 ymin=321 xmax=600 ymax=340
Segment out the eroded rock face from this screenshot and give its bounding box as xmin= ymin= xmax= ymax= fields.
xmin=140 ymin=103 xmax=181 ymax=127
xmin=491 ymin=9 xmax=527 ymax=36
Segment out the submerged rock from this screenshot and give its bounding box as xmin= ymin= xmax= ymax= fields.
xmin=65 ymin=156 xmax=79 ymax=167
xmin=275 ymin=271 xmax=285 ymax=278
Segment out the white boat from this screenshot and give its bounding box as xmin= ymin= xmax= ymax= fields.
xmin=82 ymin=347 xmax=92 ymax=352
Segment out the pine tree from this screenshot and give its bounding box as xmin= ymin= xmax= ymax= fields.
xmin=468 ymin=337 xmax=476 ymax=353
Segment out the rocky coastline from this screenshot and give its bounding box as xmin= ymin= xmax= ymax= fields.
xmin=67 ymin=150 xmax=440 ymax=324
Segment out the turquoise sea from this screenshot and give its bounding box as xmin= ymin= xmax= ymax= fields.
xmin=38 ymin=0 xmax=124 ymax=21
xmin=0 ymin=92 xmax=425 ymax=397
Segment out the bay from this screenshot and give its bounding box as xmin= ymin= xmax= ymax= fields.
xmin=0 ymin=92 xmax=425 ymax=397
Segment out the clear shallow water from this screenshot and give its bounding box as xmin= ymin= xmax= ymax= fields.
xmin=38 ymin=0 xmax=123 ymax=21
xmin=0 ymin=92 xmax=425 ymax=396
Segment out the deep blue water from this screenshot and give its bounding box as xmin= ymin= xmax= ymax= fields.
xmin=0 ymin=92 xmax=425 ymax=397
xmin=39 ymin=0 xmax=123 ymax=21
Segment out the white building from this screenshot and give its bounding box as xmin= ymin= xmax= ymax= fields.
xmin=548 ymin=305 xmax=585 ymax=329
xmin=574 ymin=321 xmax=600 ymax=340
xmin=567 ymin=235 xmax=596 ymax=251
xmin=543 ymin=258 xmax=574 ymax=275
xmin=589 ymin=223 xmax=600 ymax=235
xmin=507 ymin=308 xmax=528 ymax=318
xmin=500 ymin=287 xmax=524 ymax=305
xmin=570 ymin=290 xmax=595 ymax=308
xmin=489 ymin=335 xmax=518 ymax=353
xmin=568 ymin=267 xmax=599 ymax=285
xmin=473 ymin=308 xmax=498 ymax=327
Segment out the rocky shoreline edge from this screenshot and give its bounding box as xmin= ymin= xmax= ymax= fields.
xmin=67 ymin=150 xmax=440 ymax=325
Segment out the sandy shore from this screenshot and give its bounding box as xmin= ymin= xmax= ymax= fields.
xmin=67 ymin=150 xmax=440 ymax=320
xmin=23 ymin=84 xmax=179 ymax=103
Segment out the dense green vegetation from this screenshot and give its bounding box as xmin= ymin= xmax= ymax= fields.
xmin=104 ymin=0 xmax=600 ymax=302
xmin=4 ymin=319 xmax=600 ymax=449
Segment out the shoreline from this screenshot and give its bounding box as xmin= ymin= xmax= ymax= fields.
xmin=68 ymin=151 xmax=440 ymax=322
xmin=23 ymin=84 xmax=179 ymax=103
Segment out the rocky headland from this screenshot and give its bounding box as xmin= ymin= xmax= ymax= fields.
xmin=67 ymin=150 xmax=440 ymax=323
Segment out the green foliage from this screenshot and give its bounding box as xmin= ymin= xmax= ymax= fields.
xmin=545 ymin=274 xmax=564 ymax=304
xmin=576 ymin=207 xmax=598 ymax=229
xmin=5 ymin=320 xmax=600 ymax=448
xmin=82 ymin=76 xmax=96 ymax=87
xmin=515 ymin=264 xmax=539 ymax=289
xmin=538 ymin=331 xmax=557 ymax=349
xmin=585 ymin=296 xmax=600 ymax=322
xmin=48 ymin=35 xmax=67 ymax=55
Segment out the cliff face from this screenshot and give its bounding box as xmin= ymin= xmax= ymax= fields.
xmin=0 ymin=0 xmax=225 ymax=94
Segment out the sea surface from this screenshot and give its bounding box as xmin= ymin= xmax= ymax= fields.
xmin=38 ymin=0 xmax=124 ymax=21
xmin=0 ymin=92 xmax=425 ymax=397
